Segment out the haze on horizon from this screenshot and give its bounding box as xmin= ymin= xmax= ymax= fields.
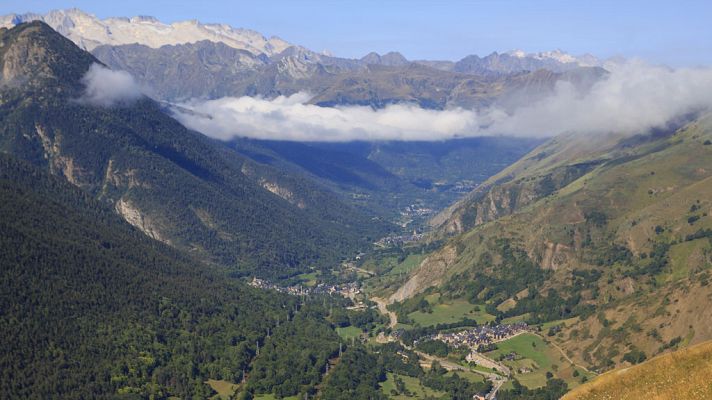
xmin=1 ymin=0 xmax=711 ymax=67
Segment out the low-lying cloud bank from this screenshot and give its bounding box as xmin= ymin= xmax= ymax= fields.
xmin=174 ymin=61 xmax=712 ymax=141
xmin=78 ymin=63 xmax=143 ymax=107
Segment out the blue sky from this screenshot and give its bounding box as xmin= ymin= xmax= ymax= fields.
xmin=2 ymin=0 xmax=711 ymax=66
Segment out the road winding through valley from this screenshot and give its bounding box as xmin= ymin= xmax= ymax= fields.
xmin=371 ymin=295 xmax=509 ymax=399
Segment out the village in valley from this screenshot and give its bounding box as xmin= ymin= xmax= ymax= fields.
xmin=246 ymin=218 xmax=593 ymax=400
xmin=417 ymin=322 xmax=531 ymax=353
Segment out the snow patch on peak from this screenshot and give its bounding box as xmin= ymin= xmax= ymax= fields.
xmin=533 ymin=49 xmax=577 ymax=64
xmin=505 ymin=48 xmax=600 ymax=66
xmin=506 ymin=49 xmax=527 ymax=58
xmin=0 ymin=8 xmax=293 ymax=56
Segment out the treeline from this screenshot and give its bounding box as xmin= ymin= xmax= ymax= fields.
xmin=330 ymin=306 xmax=388 ymax=331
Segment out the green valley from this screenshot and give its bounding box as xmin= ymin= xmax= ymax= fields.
xmin=1 ymin=6 xmax=711 ymax=400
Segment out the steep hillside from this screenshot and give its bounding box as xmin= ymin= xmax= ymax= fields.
xmin=563 ymin=340 xmax=712 ymax=400
xmin=0 ymin=153 xmax=296 ymax=398
xmin=391 ymin=114 xmax=712 ymax=371
xmin=229 ymin=137 xmax=543 ymax=220
xmin=431 ymin=122 xmax=689 ymax=234
xmin=0 ymin=21 xmax=386 ymax=279
xmin=92 ymin=40 xmax=270 ymax=101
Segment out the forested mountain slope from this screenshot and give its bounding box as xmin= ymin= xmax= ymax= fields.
xmin=0 ymin=21 xmax=388 ymax=279
xmin=229 ymin=136 xmax=543 ymax=219
xmin=0 ymin=154 xmax=297 ymax=398
xmin=392 ymin=114 xmax=712 ymax=370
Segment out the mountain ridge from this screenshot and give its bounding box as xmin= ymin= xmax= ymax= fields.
xmin=0 ymin=8 xmax=292 ymax=54
xmin=0 ymin=21 xmax=388 ymax=279
xmin=388 ymin=113 xmax=712 ymax=372
xmin=1 ymin=8 xmax=602 ymax=76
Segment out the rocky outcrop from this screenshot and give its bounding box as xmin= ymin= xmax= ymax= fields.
xmin=390 ymin=245 xmax=458 ymax=302
xmin=115 ymin=198 xmax=171 ymax=245
xmin=260 ymin=179 xmax=306 ymax=209
xmin=433 ymin=160 xmax=602 ymax=235
xmin=34 ymin=124 xmax=88 ymax=187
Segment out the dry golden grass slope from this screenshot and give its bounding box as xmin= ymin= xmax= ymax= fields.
xmin=563 ymin=340 xmax=712 ymax=400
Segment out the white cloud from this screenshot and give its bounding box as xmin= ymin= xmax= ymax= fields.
xmin=78 ymin=63 xmax=143 ymax=107
xmin=485 ymin=60 xmax=712 ymax=137
xmin=172 ymin=93 xmax=482 ymax=142
xmin=172 ymin=61 xmax=712 ymax=142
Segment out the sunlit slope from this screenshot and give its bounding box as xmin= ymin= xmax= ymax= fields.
xmin=392 ymin=114 xmax=712 ymax=370
xmin=431 ymin=122 xmax=690 ymax=234
xmin=563 ymin=340 xmax=712 ymax=400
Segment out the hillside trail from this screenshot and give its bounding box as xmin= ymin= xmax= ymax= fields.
xmin=534 ymin=332 xmax=592 ymax=373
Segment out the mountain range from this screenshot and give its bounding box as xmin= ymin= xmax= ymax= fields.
xmin=1 ymin=8 xmax=710 ymax=400
xmin=0 ymin=21 xmax=392 ymax=280
xmin=1 ymin=9 xmax=606 ymax=106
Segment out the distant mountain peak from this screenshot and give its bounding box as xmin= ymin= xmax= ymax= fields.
xmin=0 ymin=8 xmax=293 ymax=56
xmin=360 ymin=51 xmax=409 ymax=66
xmin=504 ymin=48 xmax=600 ymax=66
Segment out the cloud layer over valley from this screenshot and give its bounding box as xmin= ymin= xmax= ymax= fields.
xmin=172 ymin=61 xmax=712 ymax=142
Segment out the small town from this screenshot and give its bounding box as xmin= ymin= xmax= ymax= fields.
xmin=374 ymin=230 xmax=427 ymax=247
xmin=249 ymin=277 xmax=363 ymax=299
xmin=400 ymin=204 xmax=435 ymax=218
xmin=416 ymin=322 xmax=531 ymax=350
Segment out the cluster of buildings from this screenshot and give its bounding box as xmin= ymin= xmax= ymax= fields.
xmin=450 ymin=180 xmax=478 ymax=193
xmin=417 ymin=322 xmax=530 ymax=350
xmin=400 ymin=204 xmax=435 ymax=217
xmin=374 ymin=230 xmax=426 ymax=247
xmin=248 ymin=277 xmax=362 ymax=299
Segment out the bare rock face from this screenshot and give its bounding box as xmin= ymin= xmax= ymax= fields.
xmin=433 ymin=160 xmax=601 ymax=235
xmin=0 ymin=9 xmax=293 ymax=55
xmin=260 ymin=179 xmax=306 ymax=209
xmin=1 ymin=24 xmax=53 ymax=85
xmin=390 ymin=245 xmax=458 ymax=302
xmin=115 ymin=198 xmax=171 ymax=245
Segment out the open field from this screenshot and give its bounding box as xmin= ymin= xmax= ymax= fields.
xmin=445 ymin=369 xmax=485 ymax=384
xmin=206 ymin=379 xmax=238 ymax=400
xmin=380 ymin=372 xmax=445 ymax=399
xmin=540 ymin=317 xmax=580 ymax=331
xmin=486 ymin=333 xmax=591 ymax=389
xmin=486 ymin=333 xmax=552 ymax=388
xmin=336 ymin=325 xmax=363 ymax=340
xmin=387 ymin=254 xmax=427 ymax=276
xmin=408 ymin=299 xmax=495 ymax=326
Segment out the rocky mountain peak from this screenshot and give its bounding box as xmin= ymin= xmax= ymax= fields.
xmin=0 ymin=9 xmax=293 ymax=56
xmin=0 ymin=20 xmax=94 ymax=91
